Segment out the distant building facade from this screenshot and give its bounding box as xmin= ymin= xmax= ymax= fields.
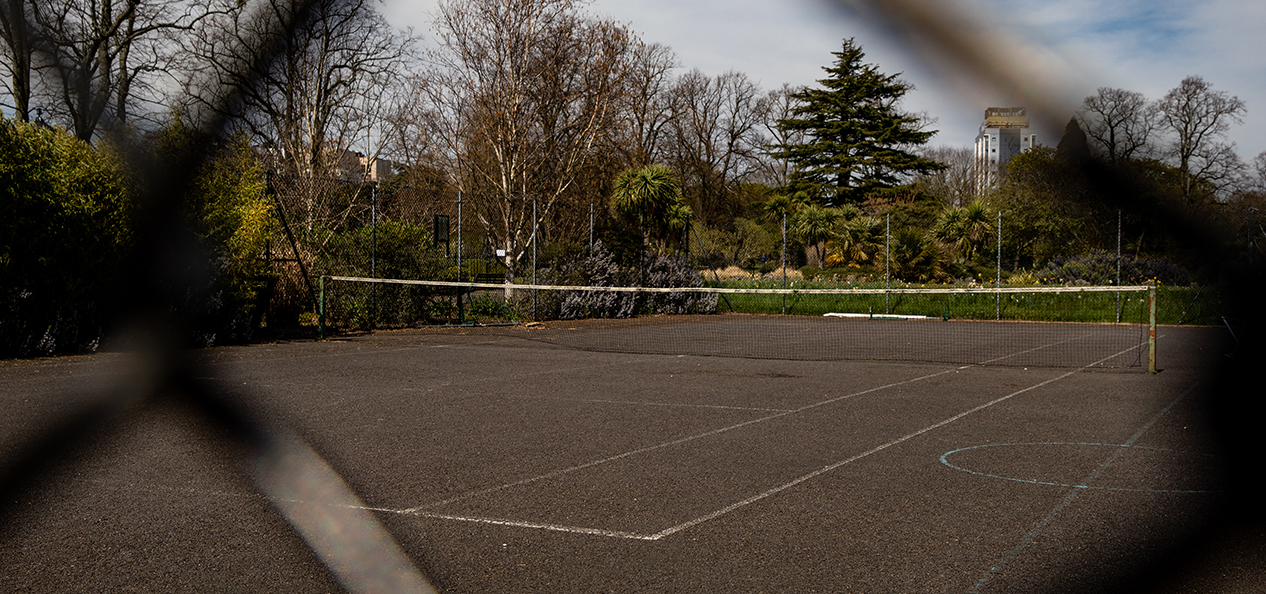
xmin=974 ymin=107 xmax=1037 ymax=196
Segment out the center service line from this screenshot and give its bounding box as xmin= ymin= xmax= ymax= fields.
xmin=646 ymin=342 xmax=1150 ymax=540
xmin=398 ymin=336 xmax=1153 ymax=539
xmin=404 ymin=366 xmax=961 ymax=513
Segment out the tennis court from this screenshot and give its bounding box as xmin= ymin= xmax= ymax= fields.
xmin=0 ymin=319 xmax=1246 ymax=593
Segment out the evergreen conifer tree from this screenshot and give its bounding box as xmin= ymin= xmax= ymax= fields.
xmin=772 ymin=38 xmax=946 ymax=205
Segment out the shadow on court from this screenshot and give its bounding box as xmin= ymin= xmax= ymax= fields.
xmin=1 ymin=321 xmax=1260 ymax=593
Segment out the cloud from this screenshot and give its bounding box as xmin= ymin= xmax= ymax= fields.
xmin=381 ymin=0 xmax=1266 ymax=158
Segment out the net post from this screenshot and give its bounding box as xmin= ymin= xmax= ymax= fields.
xmin=1148 ymin=283 xmax=1158 ymax=374
xmin=885 ymin=214 xmax=891 ymax=315
xmin=318 ymin=275 xmax=326 ymax=340
xmin=781 ymin=212 xmax=787 ymax=315
xmin=996 ymin=210 xmax=1002 ymax=321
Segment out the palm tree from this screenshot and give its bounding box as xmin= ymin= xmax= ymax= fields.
xmin=612 ymin=165 xmax=682 ymax=227
xmin=792 ymin=203 xmax=843 ymax=266
xmin=664 ymin=201 xmax=694 ymax=253
xmin=612 ymin=164 xmax=685 ymax=281
xmin=934 ymin=204 xmax=965 ymax=239
xmin=959 ymin=199 xmax=993 ymax=260
xmin=890 ymin=227 xmax=940 ymax=281
xmin=828 ymin=214 xmax=882 ymax=267
xmin=756 ymin=190 xmax=809 ymax=222
xmin=933 ymin=199 xmax=993 ymax=261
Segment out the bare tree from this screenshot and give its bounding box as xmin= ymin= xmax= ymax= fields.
xmin=1156 ymin=76 xmax=1247 ymax=202
xmin=1075 ymin=87 xmax=1157 ymax=165
xmin=1 ymin=0 xmax=216 ymax=138
xmin=914 ymin=145 xmax=975 ymax=206
xmin=0 ymin=0 xmax=35 ymax=120
xmin=1252 ymin=151 xmax=1266 ymax=193
xmin=613 ymin=40 xmax=676 ymax=168
xmin=665 ymin=69 xmax=769 ymax=225
xmin=424 ymin=0 xmax=633 ymax=282
xmin=187 ymin=0 xmax=414 ymax=178
xmin=753 ymin=83 xmax=804 ymax=189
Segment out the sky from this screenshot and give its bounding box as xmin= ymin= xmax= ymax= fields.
xmin=384 ymin=0 xmax=1266 ymax=160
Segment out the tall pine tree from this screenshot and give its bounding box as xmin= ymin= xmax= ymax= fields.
xmin=773 ymin=39 xmax=945 ymax=205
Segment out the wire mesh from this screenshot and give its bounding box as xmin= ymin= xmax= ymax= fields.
xmin=0 ymin=0 xmax=1262 ymax=592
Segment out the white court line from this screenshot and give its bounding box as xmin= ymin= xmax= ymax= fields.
xmin=192 ymin=337 xmax=528 ymax=368
xmin=645 ymin=341 xmax=1150 ymax=541
xmin=513 ymin=395 xmax=794 ymax=413
xmin=403 ymin=366 xmax=961 ymax=513
xmin=411 ymin=511 xmax=657 ymax=541
xmin=967 ymin=378 xmax=1195 ymax=593
xmin=397 ymin=335 xmax=1156 ymax=539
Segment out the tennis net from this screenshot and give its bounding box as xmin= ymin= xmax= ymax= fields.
xmin=318 ymin=277 xmax=1157 ymax=371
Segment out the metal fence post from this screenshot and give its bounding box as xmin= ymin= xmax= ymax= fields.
xmin=318 ymin=275 xmax=326 ymax=340
xmin=781 ymin=212 xmax=787 ymax=315
xmin=370 ymin=182 xmax=377 ymax=329
xmin=457 ymin=190 xmax=464 ymax=324
xmin=1148 ymin=283 xmax=1158 ymax=374
xmin=885 ymin=213 xmax=891 ymax=315
xmin=532 ymin=196 xmax=538 ymax=321
xmin=1117 ymin=209 xmax=1122 ymax=323
xmin=996 ymin=210 xmax=1002 ymax=320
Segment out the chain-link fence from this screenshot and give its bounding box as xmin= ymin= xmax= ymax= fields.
xmin=304 ymin=199 xmax=1231 ymax=331
xmin=4 ymin=1 xmax=1264 ymax=592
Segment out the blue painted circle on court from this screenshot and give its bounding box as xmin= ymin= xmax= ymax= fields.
xmin=939 ymin=442 xmax=1219 ymax=493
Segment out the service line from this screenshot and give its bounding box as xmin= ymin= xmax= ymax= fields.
xmin=399 ymin=336 xmax=1154 ymax=540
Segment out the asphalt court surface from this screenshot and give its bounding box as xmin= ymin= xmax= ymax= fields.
xmin=1 ymin=322 xmax=1259 ymax=593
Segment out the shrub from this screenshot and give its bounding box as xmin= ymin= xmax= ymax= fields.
xmin=320 ymin=220 xmax=448 ymax=328
xmin=763 ymin=267 xmax=804 ymax=281
xmin=705 ymin=266 xmax=753 ymax=281
xmin=467 ymin=294 xmax=513 ymax=321
xmin=641 ymin=253 xmax=717 ymax=315
xmin=533 ymin=242 xmax=715 ymax=320
xmin=0 ymin=119 xmax=133 ymax=357
xmin=1036 ymin=252 xmax=1190 ymax=286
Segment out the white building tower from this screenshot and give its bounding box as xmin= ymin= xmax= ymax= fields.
xmin=974 ymin=107 xmax=1037 ymax=196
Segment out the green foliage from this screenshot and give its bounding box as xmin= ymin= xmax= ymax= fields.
xmin=190 ymin=135 xmax=273 ymax=306
xmin=695 ymin=218 xmax=776 ymax=268
xmin=467 ymin=294 xmax=513 ymax=321
xmin=151 ymin=116 xmax=274 ymax=344
xmin=986 ymin=147 xmax=1101 ymax=269
xmin=612 ymin=165 xmax=683 ymax=224
xmin=755 ymin=191 xmax=808 ymax=222
xmin=321 ymin=220 xmax=440 ymax=279
xmin=772 ymin=38 xmax=946 ymax=205
xmin=887 ymin=227 xmax=942 ymax=282
xmin=612 ymin=164 xmax=691 ymax=251
xmin=0 ymin=118 xmax=133 ymax=357
xmin=319 ymin=220 xmax=451 ymax=329
xmin=826 ymin=213 xmax=883 ymax=268
xmin=933 ymin=199 xmax=994 ymax=262
xmin=1035 ymin=252 xmax=1191 ymax=286
xmin=791 ymin=203 xmax=843 ymax=264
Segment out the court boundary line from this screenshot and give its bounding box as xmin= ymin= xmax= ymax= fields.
xmin=966 ymin=381 xmax=1198 ymax=593
xmin=511 ymin=395 xmax=795 ymax=413
xmin=387 ymin=335 xmax=1152 ymax=539
xmin=641 ymin=341 xmax=1148 ymax=541
xmin=402 ymin=365 xmax=960 ymax=513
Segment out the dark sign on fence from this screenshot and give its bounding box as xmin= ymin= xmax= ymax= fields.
xmin=434 ymin=215 xmax=450 ymax=250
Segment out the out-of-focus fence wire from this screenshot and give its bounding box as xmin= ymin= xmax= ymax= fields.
xmin=828 ymin=0 xmax=1264 ymax=590
xmin=0 ymin=0 xmax=1261 ymax=592
xmin=0 ymin=0 xmax=438 ymax=591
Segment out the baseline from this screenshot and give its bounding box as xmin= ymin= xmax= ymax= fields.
xmin=391 ymin=337 xmax=1150 ymax=539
